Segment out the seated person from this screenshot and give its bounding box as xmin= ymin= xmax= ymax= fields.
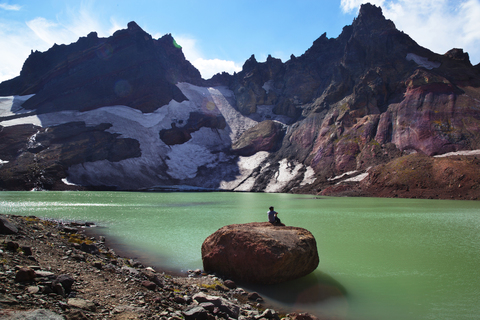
xmin=268 ymin=206 xmax=282 ymax=225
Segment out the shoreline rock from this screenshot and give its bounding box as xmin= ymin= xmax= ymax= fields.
xmin=0 ymin=214 xmax=321 ymax=320
xmin=202 ymin=222 xmax=319 ymax=285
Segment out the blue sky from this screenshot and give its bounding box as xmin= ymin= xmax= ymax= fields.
xmin=1 ymin=0 xmax=479 ymax=81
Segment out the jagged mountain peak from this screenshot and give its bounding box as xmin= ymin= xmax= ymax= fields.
xmin=355 ymin=3 xmax=395 ymax=29
xmin=307 ymin=3 xmax=395 ymax=48
xmin=241 ymin=54 xmax=258 ymax=72
xmin=0 ymin=21 xmax=203 ymax=113
xmin=444 ymin=48 xmax=472 ymax=66
xmin=127 ymin=20 xmax=142 ymax=31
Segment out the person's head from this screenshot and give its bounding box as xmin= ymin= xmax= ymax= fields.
xmin=269 ymin=206 xmax=274 ymax=211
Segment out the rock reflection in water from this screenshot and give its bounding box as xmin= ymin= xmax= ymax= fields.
xmin=242 ymin=271 xmax=348 ymax=319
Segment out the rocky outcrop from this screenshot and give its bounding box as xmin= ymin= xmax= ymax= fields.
xmin=230 ymin=55 xmax=286 ymax=116
xmin=361 ymin=152 xmax=480 ymax=200
xmin=160 ymin=112 xmax=226 ymax=146
xmin=184 ymin=292 xmax=240 ymax=319
xmin=223 ymin=3 xmax=480 ymax=197
xmin=231 ymin=120 xmax=285 ymax=156
xmin=315 ymin=151 xmax=480 ymax=200
xmin=201 ymin=222 xmax=319 ymax=284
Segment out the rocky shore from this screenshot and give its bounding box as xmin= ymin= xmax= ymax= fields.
xmin=0 ymin=214 xmax=319 ymax=320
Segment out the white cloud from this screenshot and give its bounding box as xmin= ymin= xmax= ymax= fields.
xmin=457 ymin=0 xmax=480 ymax=50
xmin=26 ymin=17 xmax=74 ymax=46
xmin=192 ymin=58 xmax=242 ymax=79
xmin=0 ymin=20 xmax=44 ymax=81
xmin=0 ymin=3 xmax=21 ymax=11
xmin=0 ymin=2 xmax=121 ymax=82
xmin=108 ymin=17 xmax=124 ymax=36
xmin=25 ymin=2 xmax=113 ymax=48
xmin=340 ymin=0 xmax=480 ymax=65
xmin=174 ymin=35 xmax=241 ymax=79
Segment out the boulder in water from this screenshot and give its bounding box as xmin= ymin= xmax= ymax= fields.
xmin=201 ymin=222 xmax=319 ymax=284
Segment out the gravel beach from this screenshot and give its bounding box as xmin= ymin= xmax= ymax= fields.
xmin=0 ymin=214 xmax=319 ymax=320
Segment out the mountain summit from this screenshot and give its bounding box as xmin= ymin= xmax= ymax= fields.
xmin=0 ymin=21 xmax=202 ymax=113
xmin=1 ymin=3 xmax=480 ymax=199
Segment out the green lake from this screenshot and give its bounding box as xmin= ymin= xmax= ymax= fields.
xmin=1 ymin=191 xmax=479 ymax=319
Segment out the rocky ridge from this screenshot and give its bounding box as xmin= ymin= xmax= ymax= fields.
xmin=0 ymin=22 xmax=201 ymax=114
xmin=0 ymin=214 xmax=323 ymax=320
xmin=225 ymin=5 xmax=480 ymax=196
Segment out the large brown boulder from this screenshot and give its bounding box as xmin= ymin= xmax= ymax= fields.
xmin=201 ymin=222 xmax=319 ymax=284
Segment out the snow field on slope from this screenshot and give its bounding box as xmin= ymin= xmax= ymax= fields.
xmin=0 ymin=84 xmax=317 ymax=191
xmin=0 ymin=84 xmax=260 ymax=188
xmin=0 ymin=95 xmax=35 ymax=118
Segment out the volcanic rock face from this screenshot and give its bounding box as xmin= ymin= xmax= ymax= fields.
xmin=160 ymin=112 xmax=227 ymax=146
xmin=1 ymin=3 xmax=480 ymax=198
xmin=230 ymin=5 xmax=480 ymax=176
xmin=0 ymin=121 xmax=140 ymax=190
xmin=222 ymin=4 xmax=480 ymax=197
xmin=231 ymin=120 xmax=285 ymax=156
xmin=201 ymin=222 xmax=319 ymax=284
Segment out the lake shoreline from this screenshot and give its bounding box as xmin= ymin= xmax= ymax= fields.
xmin=83 ymin=225 xmax=187 ymax=277
xmin=0 ymin=214 xmax=318 ymax=319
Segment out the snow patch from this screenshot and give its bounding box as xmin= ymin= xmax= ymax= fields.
xmin=238 ymin=151 xmax=269 ymax=170
xmin=434 ymin=150 xmax=480 ymax=157
xmin=166 ymin=143 xmax=218 ymax=180
xmin=300 ymin=166 xmax=316 ymax=186
xmin=206 ymin=86 xmax=257 ymax=142
xmin=406 ymin=53 xmax=441 ymax=70
xmin=2 ymin=115 xmax=42 ymax=127
xmin=63 ymin=82 xmax=257 ymax=189
xmin=328 ymin=170 xmax=359 ymax=181
xmin=331 ymin=167 xmax=371 ymax=184
xmin=77 ymin=105 xmax=169 ymax=129
xmin=0 ymin=95 xmax=35 ymax=117
xmin=61 ymin=178 xmax=79 ymax=186
xmin=219 ymin=151 xmax=269 ymax=190
xmin=265 ymin=159 xmax=303 ymax=193
xmin=339 ymin=172 xmax=369 ymax=183
xmin=233 ymin=177 xmax=257 ymax=192
xmin=262 ymin=80 xmax=275 ymax=94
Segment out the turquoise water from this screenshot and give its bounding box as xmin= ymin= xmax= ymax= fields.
xmin=1 ymin=191 xmax=480 ymax=319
